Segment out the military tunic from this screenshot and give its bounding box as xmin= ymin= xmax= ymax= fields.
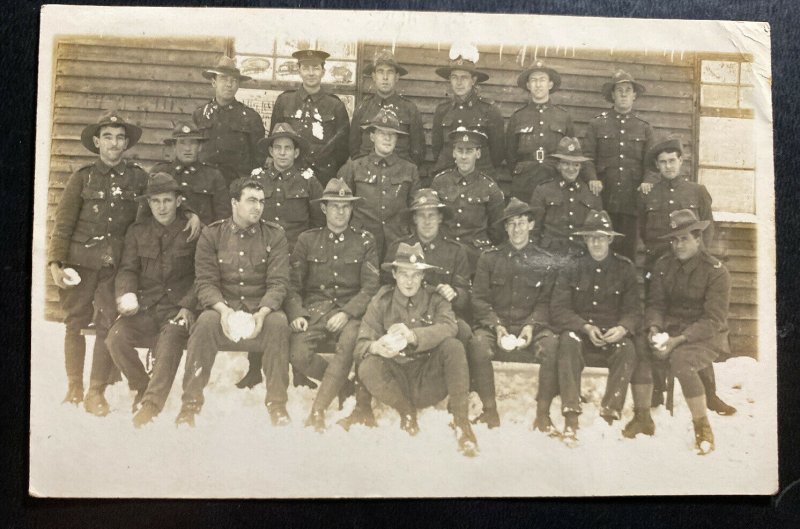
xmin=151 ymin=161 xmax=231 ymax=226
xmin=349 ymin=92 xmax=425 ymax=166
xmin=529 ymin=178 xmax=603 ymax=256
xmin=431 ymin=89 xmax=505 ymax=173
xmin=192 ymin=98 xmax=266 ymax=184
xmin=270 ymin=86 xmax=350 ymax=185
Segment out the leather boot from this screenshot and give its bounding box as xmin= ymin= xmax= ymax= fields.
xmin=693 ymin=416 xmax=715 ymax=455
xmin=236 ymin=353 xmax=263 ymax=389
xmin=305 ymin=409 xmax=326 ymax=433
xmin=63 ymin=381 xmax=84 ymax=405
xmin=84 ymin=388 xmax=110 ymax=417
xmin=337 ymin=378 xmax=356 ymax=410
xmin=471 ymin=407 xmax=500 ymax=429
xmin=599 ymin=407 xmax=621 ymax=426
xmin=291 ymin=366 xmax=318 ymax=390
xmin=699 ymin=366 xmax=737 ymax=415
xmin=337 ymin=403 xmax=377 ymax=430
xmin=133 ymin=402 xmax=159 ymax=428
xmin=622 ymin=408 xmax=656 ymax=438
xmin=399 ymin=410 xmax=419 ymax=436
xmin=267 ymin=402 xmax=291 ymax=427
xmin=175 ymin=403 xmax=200 ymax=427
xmin=563 ymin=412 xmax=580 ymax=440
xmin=452 ymin=417 xmax=479 ymax=457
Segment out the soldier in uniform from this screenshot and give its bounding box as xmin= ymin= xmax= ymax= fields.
xmin=430 ymin=129 xmax=506 ymax=270
xmin=350 ymin=49 xmax=425 ymax=167
xmin=506 ymin=60 xmax=575 ymax=201
xmin=338 ymin=108 xmax=419 ymax=261
xmin=633 ymin=209 xmax=731 ymax=455
xmin=547 ymin=210 xmax=642 ymax=440
xmin=471 ymin=198 xmax=561 ymax=431
xmin=151 ymin=121 xmax=231 ymax=225
xmin=176 ymin=178 xmax=292 ymax=427
xmin=105 ymin=174 xmax=198 ymax=427
xmin=49 ymin=111 xmax=201 ymax=415
xmin=582 ymin=69 xmax=656 ymax=260
xmin=431 ymin=44 xmax=504 ymax=175
xmin=270 ymin=49 xmax=350 ymax=186
xmin=529 ymin=137 xmax=602 ymax=257
xmin=355 ymin=242 xmax=479 ymax=457
xmin=284 ymin=179 xmax=379 ymax=432
xmin=193 ymin=56 xmax=266 ymax=185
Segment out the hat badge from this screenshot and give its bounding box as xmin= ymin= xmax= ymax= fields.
xmin=670 ymin=220 xmax=678 ymax=229
xmin=181 ymin=125 xmax=191 ymax=133
xmin=536 ymin=60 xmax=543 ymax=67
xmin=568 ymin=144 xmax=575 ymax=152
xmin=463 ymin=134 xmax=469 ymax=142
xmin=338 ymin=188 xmax=346 ymax=196
xmin=419 ymin=197 xmax=427 ymax=204
xmin=409 ymin=254 xmax=417 ymax=263
xmin=455 ymin=58 xmax=464 ymax=65
xmin=110 ymin=116 xmax=118 ymax=122
xmin=382 ymin=116 xmax=388 ymax=123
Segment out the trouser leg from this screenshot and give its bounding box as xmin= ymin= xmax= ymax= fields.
xmin=413 ymin=337 xmax=470 ymax=420
xmin=532 ymin=330 xmax=560 ymax=402
xmin=142 ymin=321 xmax=189 ymax=412
xmin=557 ymin=330 xmax=585 ymax=415
xmin=58 ymin=265 xmax=100 ymax=384
xmin=289 ymin=324 xmax=329 ymax=382
xmin=465 ymin=323 xmax=496 ymax=411
xmin=358 ymin=354 xmax=414 ymax=414
xmin=609 ymin=212 xmax=638 ymax=261
xmin=699 ymin=365 xmax=717 ymax=399
xmin=105 ymin=311 xmax=158 ymax=392
xmin=182 ymin=310 xmax=225 ymax=408
xmin=670 ymin=344 xmax=716 ymax=400
xmin=259 ymin=311 xmax=290 ymax=405
xmin=601 ymin=338 xmax=637 ymax=413
xmin=312 ymin=320 xmax=359 ymax=411
xmin=87 ymin=266 xmax=118 ymax=391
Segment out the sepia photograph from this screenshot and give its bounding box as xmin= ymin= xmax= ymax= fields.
xmin=30 ymin=5 xmax=776 ymax=498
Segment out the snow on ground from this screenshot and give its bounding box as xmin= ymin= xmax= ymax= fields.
xmin=30 ymin=321 xmax=777 ymax=498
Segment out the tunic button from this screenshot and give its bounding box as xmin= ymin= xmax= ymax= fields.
xmin=620 ymin=130 xmax=625 ymax=134
xmin=592 ymin=301 xmax=598 ymax=306
xmin=167 ymin=288 xmax=172 ymax=292
xmin=594 ymin=285 xmax=599 ymax=290
xmin=669 ymin=200 xmax=674 ymax=204
xmin=241 ymin=296 xmax=245 ymax=300
xmin=239 ymin=251 xmax=244 ymax=256
xmin=456 ymin=223 xmax=461 ymax=227
xmin=458 ymin=209 xmax=463 ymax=213
xmin=108 ymin=217 xmax=113 ymax=221
xmin=619 ymin=167 xmax=624 ymax=171
xmin=239 ymin=268 xmax=244 ymax=272
xmin=411 ymin=319 xmax=416 ymax=323
xmin=110 ymin=202 xmax=115 ymax=207
xmin=539 ymin=121 xmax=544 ymax=125
xmin=619 ymin=142 xmax=624 ymax=146
xmin=569 ymin=198 xmax=574 ymax=202
xmin=240 ymin=282 xmax=244 ymax=286
xmin=219 ymin=259 xmax=223 ymax=263
xmin=596 ymin=268 xmax=601 ymax=273
xmin=333 ymin=255 xmax=338 ymax=260
xmin=539 ymin=133 xmax=544 ymax=137
xmin=276 ymin=203 xmax=281 ymax=207
xmin=619 ymin=154 xmax=624 ymax=159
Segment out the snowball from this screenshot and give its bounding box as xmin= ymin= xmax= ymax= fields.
xmin=652 ymin=332 xmax=669 ymax=351
xmin=500 ymin=334 xmax=519 ymax=351
xmin=63 ymin=267 xmax=81 ymax=286
xmin=383 ymin=332 xmax=408 ymax=353
xmin=228 ymin=311 xmax=256 ymax=342
xmin=118 ymin=293 xmax=139 ymax=312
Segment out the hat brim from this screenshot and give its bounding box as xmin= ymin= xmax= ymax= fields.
xmin=135 ymin=187 xmax=183 ymax=201
xmin=551 ymin=153 xmax=592 ymax=162
xmin=494 ymin=208 xmax=536 ymax=226
xmin=363 ymin=62 xmax=409 ymax=77
xmin=80 ymin=121 xmax=142 ymax=154
xmin=407 ymin=203 xmax=454 ymax=220
xmin=435 ymin=66 xmax=490 ymax=83
xmin=516 ymin=67 xmax=562 ymax=92
xmin=310 ymin=195 xmax=362 ymax=203
xmin=573 ymin=229 xmax=624 ymax=237
xmin=601 ymin=80 xmax=646 ymax=103
xmin=163 ymin=135 xmax=207 ymax=145
xmin=380 ymin=261 xmax=440 ymax=272
xmin=657 ymin=220 xmax=711 ymax=239
xmin=202 ymin=69 xmax=252 ymax=82
xmin=361 ymin=123 xmax=409 ymax=135
xmin=258 ymin=132 xmax=310 ymax=154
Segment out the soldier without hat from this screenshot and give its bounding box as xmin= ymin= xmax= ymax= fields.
xmin=506 ymin=60 xmax=576 ymax=201
xmin=193 ymin=56 xmax=266 ymax=185
xmin=270 ymin=49 xmax=350 ymax=186
xmin=350 ymin=49 xmax=425 ymax=167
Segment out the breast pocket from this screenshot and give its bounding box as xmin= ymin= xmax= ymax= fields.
xmin=627 ymin=136 xmax=647 ymax=161
xmin=284 ymin=189 xmax=311 ymax=222
xmin=523 ymin=275 xmax=545 ymax=303
xmin=306 ymin=251 xmax=330 ymax=287
xmin=597 ymin=133 xmax=619 ymax=158
xmin=172 ymin=245 xmax=195 ymax=273
xmin=137 ymin=242 xmax=161 ymax=276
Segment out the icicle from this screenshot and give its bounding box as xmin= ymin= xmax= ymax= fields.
xmin=499 ymin=43 xmax=503 ymax=63
xmin=670 ymin=49 xmax=675 ymax=62
xmin=572 ymin=46 xmax=576 ymax=58
xmin=520 ymin=45 xmax=527 ymax=66
xmin=392 ymin=37 xmax=396 ymax=55
xmin=544 ymin=46 xmax=549 ymax=57
xmin=556 ymin=45 xmax=560 ymax=55
xmin=680 ymin=50 xmax=685 ymax=61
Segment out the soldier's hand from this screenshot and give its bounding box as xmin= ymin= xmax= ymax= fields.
xmin=388 ymin=323 xmax=416 ymax=346
xmin=175 ymin=308 xmax=196 ymax=329
xmin=248 ymin=307 xmax=272 ymax=340
xmin=183 ymin=213 xmax=203 ymax=242
xmin=583 ymin=323 xmax=606 ymax=347
xmin=588 ymin=179 xmax=603 ymax=196
xmin=638 ymin=182 xmax=654 ymax=195
xmin=326 ymin=312 xmax=350 ymax=333
xmin=370 ymin=339 xmax=398 ymax=358
xmin=494 ymin=325 xmax=509 ymax=348
xmin=219 ymin=308 xmax=237 ymax=342
xmin=518 ymin=325 xmax=535 ymax=347
xmin=435 ymin=283 xmax=457 ymax=302
xmin=116 ymin=293 xmax=140 ymax=316
xmin=49 ymin=263 xmax=69 ymax=289
xmin=660 ymin=335 xmax=685 ymax=357
xmin=602 ymin=326 xmax=627 ymax=344
xmin=291 ymin=317 xmax=309 ymax=332
xmin=647 ymin=326 xmax=661 ymax=343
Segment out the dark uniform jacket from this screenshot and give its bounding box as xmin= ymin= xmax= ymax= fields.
xmin=193 ymin=98 xmax=266 ymax=182
xmin=270 ymin=86 xmax=350 ymax=183
xmin=355 ymin=284 xmax=458 ymax=364
xmin=151 ymin=161 xmax=231 ymax=226
xmin=530 ymin=178 xmax=603 ymax=254
xmin=431 ymin=89 xmax=505 ymax=173
xmin=116 ymin=216 xmax=198 ymax=312
xmin=430 ymin=168 xmax=506 ymax=251
xmin=472 ymin=240 xmax=560 ymax=331
xmin=48 ymin=159 xmax=149 ymax=270
xmin=383 ymin=233 xmax=473 ymax=317
xmin=506 ymin=102 xmax=574 ymax=180
xmin=645 ymin=251 xmax=731 ymax=356
xmin=284 ymin=226 xmax=380 ymax=324
xmin=550 ymin=252 xmax=641 ymax=334
xmin=349 ymin=92 xmax=425 ymax=166
xmin=249 ymin=164 xmax=325 ymax=250
xmin=582 ymin=110 xmax=655 ymax=214
xmin=194 ymin=218 xmax=289 ymax=313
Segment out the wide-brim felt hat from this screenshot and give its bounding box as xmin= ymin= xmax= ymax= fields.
xmin=657 ymin=209 xmax=711 ymax=239
xmin=494 ymin=197 xmax=537 ymax=226
xmin=516 ymin=61 xmax=562 ymax=92
xmin=601 ymin=69 xmax=646 ymax=103
xmin=310 ymin=178 xmax=362 ymax=203
xmin=202 ymin=55 xmax=252 ymax=82
xmin=435 ymin=59 xmax=490 ymax=83
xmin=136 ymin=172 xmax=182 ymax=201
xmin=258 ymin=122 xmax=310 ymax=154
xmin=163 ymin=121 xmax=207 ymax=145
xmin=381 ymin=242 xmax=440 ymax=271
xmin=81 ymin=110 xmax=142 ymax=154
xmin=361 ymin=108 xmax=408 ymax=135
xmin=573 ymin=209 xmax=625 ymax=237
xmin=645 ymin=136 xmax=684 ymax=171
xmin=363 ymin=49 xmax=409 ymax=77
xmin=405 ymin=188 xmax=453 ymax=220
xmin=550 ymin=137 xmax=592 ymax=162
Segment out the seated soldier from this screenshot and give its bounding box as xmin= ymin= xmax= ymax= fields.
xmin=471 ymin=198 xmax=561 ymax=429
xmin=546 ymin=210 xmax=642 ymax=441
xmin=635 ymin=209 xmax=731 ymax=455
xmin=355 ymin=243 xmax=479 ymax=457
xmin=176 ymin=178 xmax=291 ymax=427
xmin=105 ymin=173 xmax=198 ymax=427
xmin=151 ymin=121 xmax=231 ymax=226
xmin=284 ymin=179 xmax=379 ymax=432
xmin=529 ymin=137 xmax=602 ymax=257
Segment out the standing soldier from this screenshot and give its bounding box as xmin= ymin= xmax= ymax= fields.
xmin=355 ymin=242 xmax=479 ymax=457
xmin=350 ymin=49 xmax=425 ymax=167
xmin=193 ymin=56 xmax=265 ymax=185
xmin=529 ymin=137 xmax=602 ymax=257
xmin=431 ymin=128 xmax=506 ymax=269
xmin=431 ymin=43 xmax=504 ymax=175
xmin=547 ymin=210 xmax=641 ymax=440
xmin=105 ymin=173 xmax=198 ymax=427
xmin=151 ymin=121 xmax=231 ymax=225
xmin=338 ymin=108 xmax=419 ymax=260
xmin=284 ymin=179 xmax=379 ymax=432
xmin=635 ymin=209 xmax=731 ymax=455
xmin=507 ymin=60 xmax=575 ymax=201
xmin=582 ymin=69 xmax=655 ymax=260
xmin=638 ymin=136 xmax=735 ymax=415
xmin=270 ymin=49 xmax=350 ymax=186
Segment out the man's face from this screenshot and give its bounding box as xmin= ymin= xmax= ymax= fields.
xmin=93 ymin=125 xmax=128 ymax=164
xmin=320 ymin=200 xmax=352 ymax=232
xmin=449 ymin=70 xmax=476 ymax=98
xmin=656 ymin=151 xmax=683 ymax=180
xmin=505 ymin=214 xmax=534 ymax=249
xmin=393 ymin=267 xmax=425 ymax=298
xmin=372 ymin=64 xmax=398 ymax=97
xmin=414 ymin=209 xmax=443 ymax=242
xmin=612 ymin=82 xmax=637 ymax=113
xmin=211 ymin=74 xmax=239 ymax=104
xmin=147 ymin=192 xmax=180 ymax=226
xmin=671 ymin=232 xmax=701 ymax=261
xmin=232 ymin=187 xmax=265 ymax=227
xmin=527 ymin=71 xmax=553 ymax=103
xmin=557 ymin=160 xmax=582 ymax=183
xmin=584 ymin=234 xmax=612 ymax=262
xmin=370 ymin=129 xmax=398 ymax=157
xmin=269 ymin=137 xmax=300 ymax=171
xmin=174 ymin=138 xmax=202 ymax=164
xmin=453 ymin=144 xmax=480 ymax=173
xmin=299 ymin=62 xmax=324 ymax=89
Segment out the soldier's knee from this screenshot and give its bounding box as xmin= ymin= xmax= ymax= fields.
xmin=467 ymin=336 xmax=493 ymax=363
xmin=455 ymin=319 xmax=473 ymax=343
xmin=439 ymin=337 xmax=466 ymax=359
xmin=357 ymin=355 xmax=385 ymax=385
xmin=669 ymin=346 xmax=694 ymax=378
xmin=263 ymin=311 xmax=289 ymax=334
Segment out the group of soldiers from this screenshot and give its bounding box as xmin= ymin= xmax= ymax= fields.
xmin=48 ymin=45 xmax=736 ymax=458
